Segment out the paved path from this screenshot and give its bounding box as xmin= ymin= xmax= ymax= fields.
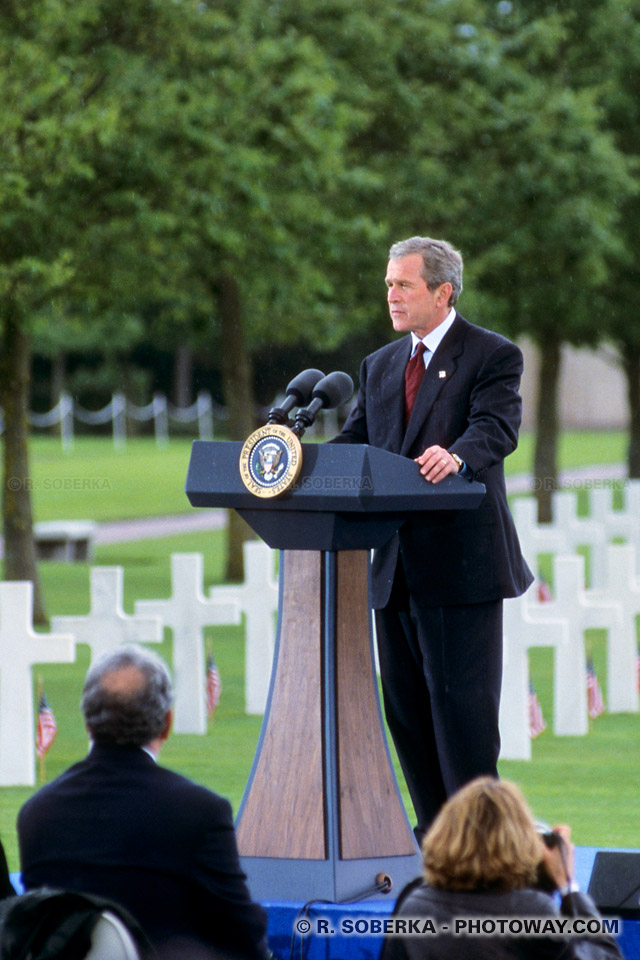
xmin=95 ymin=510 xmax=226 ymax=544
xmin=0 ymin=510 xmax=226 ymax=558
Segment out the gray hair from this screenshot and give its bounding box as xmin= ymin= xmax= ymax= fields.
xmin=81 ymin=645 xmax=174 ymax=747
xmin=389 ymin=236 xmax=463 ymax=306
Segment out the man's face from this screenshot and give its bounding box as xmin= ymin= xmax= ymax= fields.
xmin=385 ymin=254 xmax=450 ymax=338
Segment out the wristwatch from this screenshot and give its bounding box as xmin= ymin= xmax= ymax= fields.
xmin=451 ymin=453 xmax=464 ymax=473
xmin=558 ymin=882 xmax=580 ymax=898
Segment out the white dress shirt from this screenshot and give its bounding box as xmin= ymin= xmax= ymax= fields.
xmin=409 ymin=308 xmax=456 ymax=370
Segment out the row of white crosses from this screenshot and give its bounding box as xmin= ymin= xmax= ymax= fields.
xmin=0 ymin=543 xmax=277 ymax=786
xmin=2 ymin=480 xmax=639 ymax=784
xmin=513 ymin=484 xmax=640 ymax=588
xmin=501 ymin=481 xmax=640 ymax=760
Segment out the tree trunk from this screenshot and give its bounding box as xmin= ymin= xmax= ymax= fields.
xmin=623 ymin=341 xmax=640 ymax=479
xmin=216 ymin=274 xmax=257 ymax=582
xmin=533 ymin=337 xmax=562 ymax=523
xmin=0 ymin=311 xmax=46 ymax=623
xmin=173 ymin=345 xmax=194 ymax=408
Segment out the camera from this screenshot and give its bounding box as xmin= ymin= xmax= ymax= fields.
xmin=537 ymin=821 xmax=563 ymax=850
xmin=535 ymin=822 xmax=564 ymax=891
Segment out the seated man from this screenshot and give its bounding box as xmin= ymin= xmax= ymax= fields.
xmin=18 ymin=645 xmax=268 ymax=960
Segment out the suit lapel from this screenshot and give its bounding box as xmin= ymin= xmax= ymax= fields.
xmin=400 ymin=315 xmax=466 ymax=456
xmin=377 ymin=337 xmax=412 ymax=453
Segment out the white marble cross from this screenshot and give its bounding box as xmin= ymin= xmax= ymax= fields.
xmin=587 ymin=544 xmax=640 ymax=713
xmin=627 ymin=481 xmax=640 ymax=575
xmin=512 ymin=497 xmax=570 ymax=576
xmin=51 ymin=566 xmax=162 ymax=665
xmin=551 ymin=491 xmax=607 ymax=588
xmin=209 ymin=540 xmax=278 ymax=715
xmin=500 ymin=588 xmax=569 ymax=760
xmin=0 ymin=581 xmax=75 ymax=786
xmin=526 ymin=555 xmax=620 ymax=736
xmin=135 ymin=554 xmax=241 ymax=733
xmin=590 ymin=486 xmax=640 ymax=575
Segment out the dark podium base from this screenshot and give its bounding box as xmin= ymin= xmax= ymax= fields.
xmin=245 ymin=854 xmax=420 ymax=905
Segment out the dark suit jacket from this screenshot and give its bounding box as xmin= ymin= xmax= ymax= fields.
xmin=17 ymin=744 xmax=268 ymax=960
xmin=0 ymin=838 xmax=15 ymax=901
xmin=333 ymin=314 xmax=533 ymax=607
xmin=381 ymin=880 xmax=622 ymax=960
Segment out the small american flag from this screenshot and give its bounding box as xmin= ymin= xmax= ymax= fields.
xmin=537 ymin=577 xmax=552 ymax=603
xmin=528 ymin=683 xmax=546 ymax=738
xmin=586 ymin=659 xmax=605 ymax=719
xmin=205 ymin=654 xmax=221 ymax=717
xmin=36 ymin=691 xmax=57 ymax=759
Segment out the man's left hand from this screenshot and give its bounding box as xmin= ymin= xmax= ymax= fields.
xmin=415 ymin=446 xmax=460 ymax=484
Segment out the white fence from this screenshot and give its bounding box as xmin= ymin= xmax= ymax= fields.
xmin=1 ymin=391 xmax=343 ymax=449
xmin=0 ymin=391 xmax=219 ymax=449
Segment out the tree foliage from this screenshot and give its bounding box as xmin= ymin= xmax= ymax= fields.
xmin=0 ymin=0 xmax=638 ymax=593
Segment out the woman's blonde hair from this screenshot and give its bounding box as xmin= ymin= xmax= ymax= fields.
xmin=422 ymin=777 xmax=542 ymax=892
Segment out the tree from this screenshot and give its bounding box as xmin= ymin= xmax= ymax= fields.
xmin=443 ymin=3 xmax=636 ymax=519
xmin=0 ymin=0 xmax=229 ymax=614
xmin=0 ymin=0 xmax=100 ymax=620
xmin=122 ymin=0 xmax=380 ymax=577
xmin=1 ymin=0 xmax=378 ymax=586
xmin=581 ymin=1 xmax=640 ymax=477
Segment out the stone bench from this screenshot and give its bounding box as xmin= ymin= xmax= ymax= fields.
xmin=34 ymin=521 xmax=97 ymax=562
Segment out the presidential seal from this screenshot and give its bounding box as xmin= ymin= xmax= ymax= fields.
xmin=239 ymin=424 xmax=303 ymax=498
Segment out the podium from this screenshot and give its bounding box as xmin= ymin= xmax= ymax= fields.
xmin=186 ymin=441 xmax=485 ymax=902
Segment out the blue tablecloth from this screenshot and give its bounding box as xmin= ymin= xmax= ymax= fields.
xmin=265 ymin=848 xmax=640 ymax=960
xmin=11 ymin=850 xmax=640 ymax=960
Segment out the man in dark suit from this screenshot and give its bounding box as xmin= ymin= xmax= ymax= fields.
xmin=333 ymin=236 xmax=533 ymax=839
xmin=18 ymin=645 xmax=268 ymax=960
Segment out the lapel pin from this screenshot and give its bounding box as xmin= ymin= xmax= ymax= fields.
xmin=438 ymin=370 xmax=447 ymax=379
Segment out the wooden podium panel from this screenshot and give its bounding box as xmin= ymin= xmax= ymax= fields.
xmin=237 ymin=551 xmax=325 ymax=859
xmin=336 ymin=551 xmax=416 ymax=859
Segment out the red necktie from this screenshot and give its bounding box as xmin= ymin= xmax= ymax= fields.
xmin=404 ymin=342 xmax=427 ymax=424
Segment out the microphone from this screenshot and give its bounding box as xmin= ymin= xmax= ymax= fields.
xmin=267 ymin=369 xmax=325 ymax=425
xmin=292 ymin=371 xmax=354 ymax=437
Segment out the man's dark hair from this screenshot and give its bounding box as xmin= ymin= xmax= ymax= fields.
xmin=81 ymin=645 xmax=173 ymax=747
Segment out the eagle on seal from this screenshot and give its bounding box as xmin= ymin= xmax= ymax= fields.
xmin=258 ymin=442 xmax=285 ymax=481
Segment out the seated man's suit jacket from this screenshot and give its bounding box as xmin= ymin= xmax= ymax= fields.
xmin=0 ymin=838 xmax=14 ymax=900
xmin=18 ymin=743 xmax=268 ymax=960
xmin=333 ymin=314 xmax=533 ymax=607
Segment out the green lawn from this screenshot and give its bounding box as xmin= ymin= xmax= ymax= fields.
xmin=499 ymin=639 xmax=640 ymax=848
xmin=1 ymin=431 xmax=638 ymax=872
xmin=29 ymin=436 xmax=197 ymax=521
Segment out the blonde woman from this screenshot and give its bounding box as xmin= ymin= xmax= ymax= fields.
xmin=382 ymin=778 xmax=622 ymax=960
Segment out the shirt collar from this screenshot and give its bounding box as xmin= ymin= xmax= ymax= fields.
xmin=410 ymin=308 xmax=456 ymax=356
xmin=88 ymin=741 xmax=158 ymax=763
